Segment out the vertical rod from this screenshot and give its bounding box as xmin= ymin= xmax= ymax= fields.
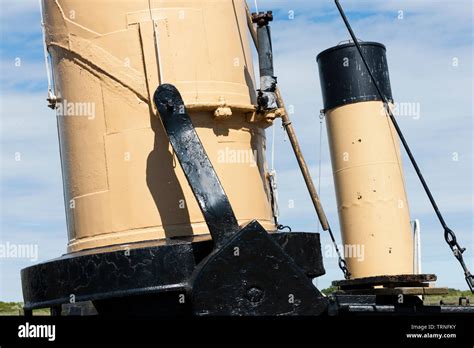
xmin=413 ymin=219 xmax=421 ymax=274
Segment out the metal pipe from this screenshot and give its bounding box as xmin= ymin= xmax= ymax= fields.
xmin=413 ymin=219 xmax=421 ymax=274
xmin=317 ymin=41 xmax=414 ymax=278
xmin=248 ymin=10 xmax=329 ymax=231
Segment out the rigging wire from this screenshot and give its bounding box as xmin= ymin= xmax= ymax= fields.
xmin=317 ymin=111 xmax=324 ymax=233
xmin=148 ymin=0 xmax=165 ymax=84
xmin=38 ymin=0 xmax=57 ymax=108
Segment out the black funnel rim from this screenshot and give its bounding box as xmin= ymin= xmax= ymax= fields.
xmin=316 ymin=41 xmax=386 ymax=62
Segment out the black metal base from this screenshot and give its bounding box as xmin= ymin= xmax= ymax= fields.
xmin=332 ymin=274 xmax=437 ymax=289
xmin=21 ymin=229 xmax=326 ymax=315
xmin=329 ymin=293 xmax=474 ymax=315
xmin=330 ymin=274 xmax=474 ymax=315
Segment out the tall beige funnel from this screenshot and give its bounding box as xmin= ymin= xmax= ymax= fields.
xmin=42 ymin=0 xmax=276 ymax=252
xmin=317 ymin=42 xmax=414 ymax=278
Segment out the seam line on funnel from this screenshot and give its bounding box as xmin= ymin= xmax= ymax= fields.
xmin=333 ymin=160 xmax=400 ymax=174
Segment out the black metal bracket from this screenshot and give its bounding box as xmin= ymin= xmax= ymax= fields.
xmin=21 ymin=232 xmax=325 ymax=314
xmin=153 ymin=84 xmax=239 ymax=247
xmin=252 ymin=11 xmax=273 ymax=27
xmin=190 ymin=220 xmax=327 ymax=315
xmin=153 ymin=84 xmax=328 ymax=315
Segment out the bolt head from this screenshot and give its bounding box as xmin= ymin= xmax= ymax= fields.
xmin=246 ymin=286 xmax=264 ymax=304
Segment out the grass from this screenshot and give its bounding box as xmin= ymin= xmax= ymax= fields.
xmin=0 ymin=302 xmax=50 ymax=316
xmin=423 ymin=288 xmax=472 ymax=306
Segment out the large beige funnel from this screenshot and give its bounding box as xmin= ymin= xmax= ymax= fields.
xmin=42 ymin=0 xmax=276 ymax=252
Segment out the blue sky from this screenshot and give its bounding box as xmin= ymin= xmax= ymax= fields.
xmin=0 ymin=0 xmax=472 ymax=301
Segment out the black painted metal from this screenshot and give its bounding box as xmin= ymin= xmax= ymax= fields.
xmin=153 ymin=84 xmax=239 ymax=247
xmin=271 ymin=232 xmax=325 ymax=278
xmin=253 ymin=12 xmax=278 ymax=111
xmin=317 ymin=42 xmax=393 ymax=111
xmin=333 ymin=274 xmax=436 ymax=289
xmin=21 ymin=237 xmax=199 ymax=311
xmin=330 ymin=293 xmax=474 ymax=315
xmin=190 ymin=220 xmax=328 ymax=316
xmin=256 ymin=25 xmax=274 ymax=77
xmin=21 ymin=232 xmax=325 ymax=312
